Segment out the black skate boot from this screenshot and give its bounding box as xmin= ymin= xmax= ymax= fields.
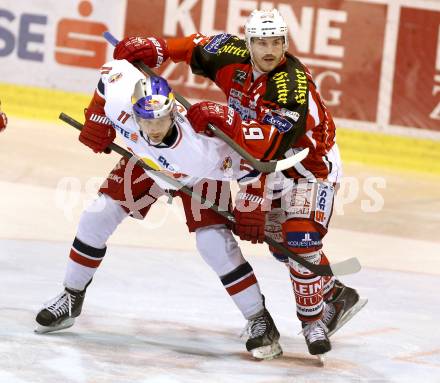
xmin=323 ymin=280 xmax=368 ymax=337
xmin=302 ymin=319 xmax=331 ymax=356
xmin=35 ymin=284 xmax=89 ymax=334
xmin=244 ymin=308 xmax=283 ymax=360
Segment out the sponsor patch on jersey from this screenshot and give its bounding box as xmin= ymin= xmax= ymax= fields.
xmin=221 ymin=156 xmax=232 ymax=171
xmin=233 ymin=70 xmax=247 ymax=85
xmin=204 ymin=33 xmax=232 ymax=53
xmin=286 ymin=232 xmax=322 ymax=248
xmin=230 ymin=88 xmax=243 ymax=99
xmin=314 ymin=183 xmax=334 ymax=228
xmin=113 ymin=124 xmax=132 ymax=140
xmin=177 ymin=104 xmax=187 ymax=115
xmin=285 ymin=183 xmax=313 ymax=219
xmin=278 ymin=108 xmax=300 ymax=122
xmin=272 ymin=71 xmax=290 ymax=105
xmin=176 ymin=114 xmax=186 ymax=124
xmin=130 ymin=132 xmax=138 ymax=143
xmin=108 ymin=72 xmax=123 ymax=83
xmin=158 ymin=155 xmax=176 ymax=171
xmin=217 ymin=42 xmax=249 ymax=58
xmin=228 ymin=97 xmax=256 ymax=120
xmin=294 ymin=68 xmax=308 ymax=105
xmin=262 ymin=113 xmax=293 ymax=133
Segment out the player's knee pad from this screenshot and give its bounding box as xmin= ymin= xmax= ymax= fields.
xmin=195 ymin=224 xmax=244 ymax=276
xmin=76 ymin=194 xmax=128 ymax=248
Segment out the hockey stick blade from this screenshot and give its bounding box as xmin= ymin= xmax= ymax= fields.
xmin=329 ymin=257 xmax=361 ymax=276
xmin=206 ymin=123 xmax=309 ymax=173
xmin=275 ymin=147 xmax=309 ymax=172
xmin=103 ymin=31 xmax=305 ymax=174
xmin=266 ymin=237 xmax=361 ymax=276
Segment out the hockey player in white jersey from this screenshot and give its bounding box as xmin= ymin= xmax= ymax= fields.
xmin=35 ymin=59 xmax=282 ymax=360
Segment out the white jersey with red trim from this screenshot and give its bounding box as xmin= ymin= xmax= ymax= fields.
xmin=99 ymin=59 xmax=253 ymax=190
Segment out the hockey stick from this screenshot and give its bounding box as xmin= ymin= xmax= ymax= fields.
xmin=102 ymin=31 xmax=309 ymax=174
xmin=60 ymin=112 xmax=361 ymax=276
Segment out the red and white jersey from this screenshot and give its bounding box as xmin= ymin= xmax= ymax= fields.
xmin=98 ymin=60 xmax=254 ymax=190
xmin=165 ymin=33 xmax=343 ymax=183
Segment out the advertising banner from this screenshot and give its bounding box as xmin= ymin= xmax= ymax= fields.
xmin=125 ymin=0 xmax=388 ymax=125
xmin=1 ymin=0 xmax=439 ymax=133
xmin=391 ymin=6 xmax=440 ymax=131
xmin=0 ymin=0 xmax=126 ymax=93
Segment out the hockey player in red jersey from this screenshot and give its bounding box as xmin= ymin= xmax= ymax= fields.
xmin=113 ymin=9 xmax=367 ymax=357
xmin=0 ymin=100 xmax=7 ymax=132
xmin=35 ymin=63 xmax=282 ymax=360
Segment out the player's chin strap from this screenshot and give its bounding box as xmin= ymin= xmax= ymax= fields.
xmin=59 ymin=112 xmax=362 ymax=277
xmin=103 ymin=31 xmax=308 ymax=174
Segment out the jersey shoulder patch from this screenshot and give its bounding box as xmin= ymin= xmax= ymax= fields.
xmin=203 ymin=33 xmax=233 ymax=53
xmin=191 ymin=35 xmax=249 ymax=81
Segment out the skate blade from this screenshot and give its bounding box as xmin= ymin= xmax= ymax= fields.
xmin=328 ymin=298 xmax=368 ymax=337
xmin=317 ymin=354 xmax=326 ymax=366
xmin=34 ymin=318 xmax=75 ymax=334
xmin=251 ymin=342 xmax=283 ymax=360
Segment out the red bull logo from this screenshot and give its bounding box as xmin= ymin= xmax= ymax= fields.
xmin=144 ymin=99 xmax=162 ymax=110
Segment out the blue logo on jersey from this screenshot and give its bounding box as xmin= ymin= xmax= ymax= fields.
xmin=204 ymin=33 xmax=232 ymax=53
xmin=262 ymin=114 xmax=293 ymax=133
xmin=158 ymin=155 xmax=175 ymax=171
xmin=113 ymin=123 xmax=131 ymax=139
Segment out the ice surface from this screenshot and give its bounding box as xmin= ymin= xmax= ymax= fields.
xmin=1 ymin=239 xmax=439 ymax=383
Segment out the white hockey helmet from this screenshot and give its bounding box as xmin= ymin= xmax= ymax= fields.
xmin=131 ymin=76 xmax=175 ymax=121
xmin=245 ymin=9 xmax=289 ymax=51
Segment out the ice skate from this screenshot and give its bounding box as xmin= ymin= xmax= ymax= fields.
xmin=35 ymin=286 xmax=87 ymax=334
xmin=243 ymin=308 xmax=283 ymax=360
xmin=323 ymin=280 xmax=368 ymax=337
xmin=302 ymin=319 xmax=331 ymax=357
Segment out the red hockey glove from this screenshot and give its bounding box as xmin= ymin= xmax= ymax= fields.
xmin=233 ymin=178 xmax=268 ymax=244
xmin=79 ymin=105 xmax=115 ymax=153
xmin=187 ymin=102 xmax=242 ymax=137
xmin=113 ymin=36 xmax=169 ymax=68
xmin=0 ymin=112 xmax=7 ymax=132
